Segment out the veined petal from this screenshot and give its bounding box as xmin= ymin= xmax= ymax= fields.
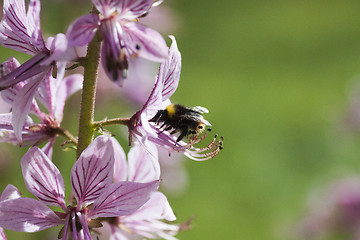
xmin=0 ymin=184 xmax=21 ymax=201
xmin=0 ymin=57 xmax=21 ymax=104
xmin=88 ymin=180 xmax=159 ymax=218
xmin=26 ymin=0 xmax=41 ymax=34
xmin=77 ymin=213 xmax=93 ymax=240
xmin=35 ymin=73 xmax=55 ymax=117
xmin=66 ymin=14 xmax=99 ymax=47
xmin=0 ymin=57 xmax=20 ymax=75
xmin=0 ymin=113 xmax=31 ymax=131
xmin=100 ymin=19 xmax=127 ymax=82
xmin=158 ymin=36 xmax=180 ymax=102
xmin=41 ymin=138 xmax=55 ymax=159
xmin=54 ymin=73 xmax=83 ymax=122
xmin=116 ymin=0 xmax=153 ymax=19
xmin=44 ymin=33 xmax=78 ymax=64
xmin=0 ymin=76 xmax=41 ymax=117
xmin=126 ymin=192 xmax=176 ymax=221
xmin=128 ymin=141 xmax=160 ymax=183
xmin=0 ymin=113 xmax=47 ymax=146
xmin=100 ymin=40 xmax=126 ymax=83
xmin=0 ymin=52 xmax=49 ymax=90
xmin=71 ymin=136 xmax=115 ymax=206
xmin=0 ymin=0 xmax=45 ymax=55
xmin=109 ymin=230 xmax=130 ymax=240
xmin=111 ymin=137 xmax=128 ymax=183
xmin=12 ymin=69 xmax=50 ymax=142
xmin=0 ymin=197 xmax=62 ymax=232
xmin=140 ymin=77 xmax=163 ymax=119
xmin=123 ymin=22 xmax=168 ymax=62
xmin=133 ymin=37 xmax=179 ymax=119
xmin=92 ymin=0 xmax=119 ymax=17
xmin=21 ymin=147 xmax=66 ymax=208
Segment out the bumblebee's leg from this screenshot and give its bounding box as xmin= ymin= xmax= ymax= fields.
xmin=170 ymin=129 xmax=178 ymax=135
xmin=159 ymin=125 xmax=173 ymax=134
xmin=159 ymin=122 xmax=167 ymax=128
xmin=176 ymin=126 xmax=189 ymax=142
xmin=163 ymin=125 xmax=173 ymax=132
xmin=149 ymin=110 xmax=165 ymax=123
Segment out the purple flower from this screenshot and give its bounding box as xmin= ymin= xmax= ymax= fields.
xmin=102 ymin=138 xmax=179 ymax=240
xmin=0 ymin=0 xmax=76 ymax=88
xmin=0 ymin=57 xmax=82 ymax=148
xmin=0 ymin=0 xmax=77 ymax=142
xmin=67 ymin=0 xmax=168 ymax=84
xmin=296 ymin=177 xmax=360 ymax=240
xmin=0 ymin=136 xmax=159 ymax=239
xmin=129 ymin=36 xmax=223 ymax=161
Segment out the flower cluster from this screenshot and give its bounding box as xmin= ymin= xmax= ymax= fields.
xmin=0 ymin=0 xmax=223 ymax=239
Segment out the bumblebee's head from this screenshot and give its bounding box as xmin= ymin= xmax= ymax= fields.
xmin=197 ymin=122 xmax=207 ymax=133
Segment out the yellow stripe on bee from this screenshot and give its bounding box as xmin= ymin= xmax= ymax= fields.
xmin=166 ymin=104 xmax=176 ymax=118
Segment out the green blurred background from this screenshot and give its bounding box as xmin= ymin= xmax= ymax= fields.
xmin=2 ymin=0 xmax=360 ymax=239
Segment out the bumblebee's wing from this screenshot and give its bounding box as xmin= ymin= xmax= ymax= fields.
xmin=191 ymin=106 xmax=209 ymax=114
xmin=180 ymin=111 xmax=212 ymax=127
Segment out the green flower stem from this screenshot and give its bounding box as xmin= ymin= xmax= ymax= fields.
xmin=53 ymin=127 xmax=78 ymax=145
xmin=92 ymin=118 xmax=130 ymax=128
xmin=76 ymin=30 xmax=102 ymax=159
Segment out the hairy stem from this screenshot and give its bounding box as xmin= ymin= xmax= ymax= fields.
xmin=92 ymin=118 xmax=130 ymax=128
xmin=53 ymin=127 xmax=78 ymax=145
xmin=76 ymin=30 xmax=102 ymax=159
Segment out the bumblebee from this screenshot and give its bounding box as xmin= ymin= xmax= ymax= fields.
xmin=149 ymin=104 xmax=211 ymax=142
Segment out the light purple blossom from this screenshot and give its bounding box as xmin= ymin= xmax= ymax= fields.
xmin=157 ymin=149 xmax=188 ymax=196
xmin=0 ymin=57 xmax=82 ymax=148
xmin=0 ymin=136 xmax=159 ymax=239
xmin=67 ymin=0 xmax=168 ymax=84
xmin=296 ymin=177 xmax=360 ymax=240
xmin=102 ymin=138 xmax=179 ymax=240
xmin=129 ymin=36 xmax=223 ymax=160
xmin=0 ymin=0 xmax=76 ymax=88
xmin=0 ymin=0 xmax=77 ymax=141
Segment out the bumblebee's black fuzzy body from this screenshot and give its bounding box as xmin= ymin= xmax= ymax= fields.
xmin=150 ymin=104 xmax=207 ymax=142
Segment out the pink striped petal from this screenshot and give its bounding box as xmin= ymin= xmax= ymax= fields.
xmin=126 ymin=192 xmax=176 ymax=221
xmin=0 ymin=52 xmax=49 ymax=90
xmin=139 ymin=37 xmax=179 ymax=118
xmin=0 ymin=0 xmax=45 ymax=55
xmin=88 ymin=180 xmax=159 ymax=218
xmin=158 ymin=36 xmax=180 ymax=102
xmin=123 ymin=22 xmax=168 ymax=62
xmin=41 ymin=138 xmax=55 ymax=159
xmin=66 ymin=14 xmax=99 ymax=47
xmin=0 ymin=184 xmax=21 ymax=201
xmin=0 ymin=72 xmax=41 ymax=117
xmin=12 ymin=69 xmax=50 ymax=142
xmin=111 ymin=137 xmax=128 ymax=183
xmin=92 ymin=0 xmax=119 ymax=17
xmin=128 ymin=141 xmax=160 ymax=183
xmin=54 ymin=73 xmax=83 ymax=122
xmin=0 ymin=197 xmax=62 ymax=232
xmin=71 ymin=136 xmax=114 ymax=206
xmin=21 ymin=147 xmax=66 ymax=208
xmin=44 ymin=33 xmax=78 ymax=64
xmin=116 ymin=0 xmax=152 ymax=19
xmin=26 ymin=0 xmax=41 ymax=32
xmin=35 ymin=73 xmax=55 ymax=117
xmin=0 ymin=57 xmax=20 ymax=75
